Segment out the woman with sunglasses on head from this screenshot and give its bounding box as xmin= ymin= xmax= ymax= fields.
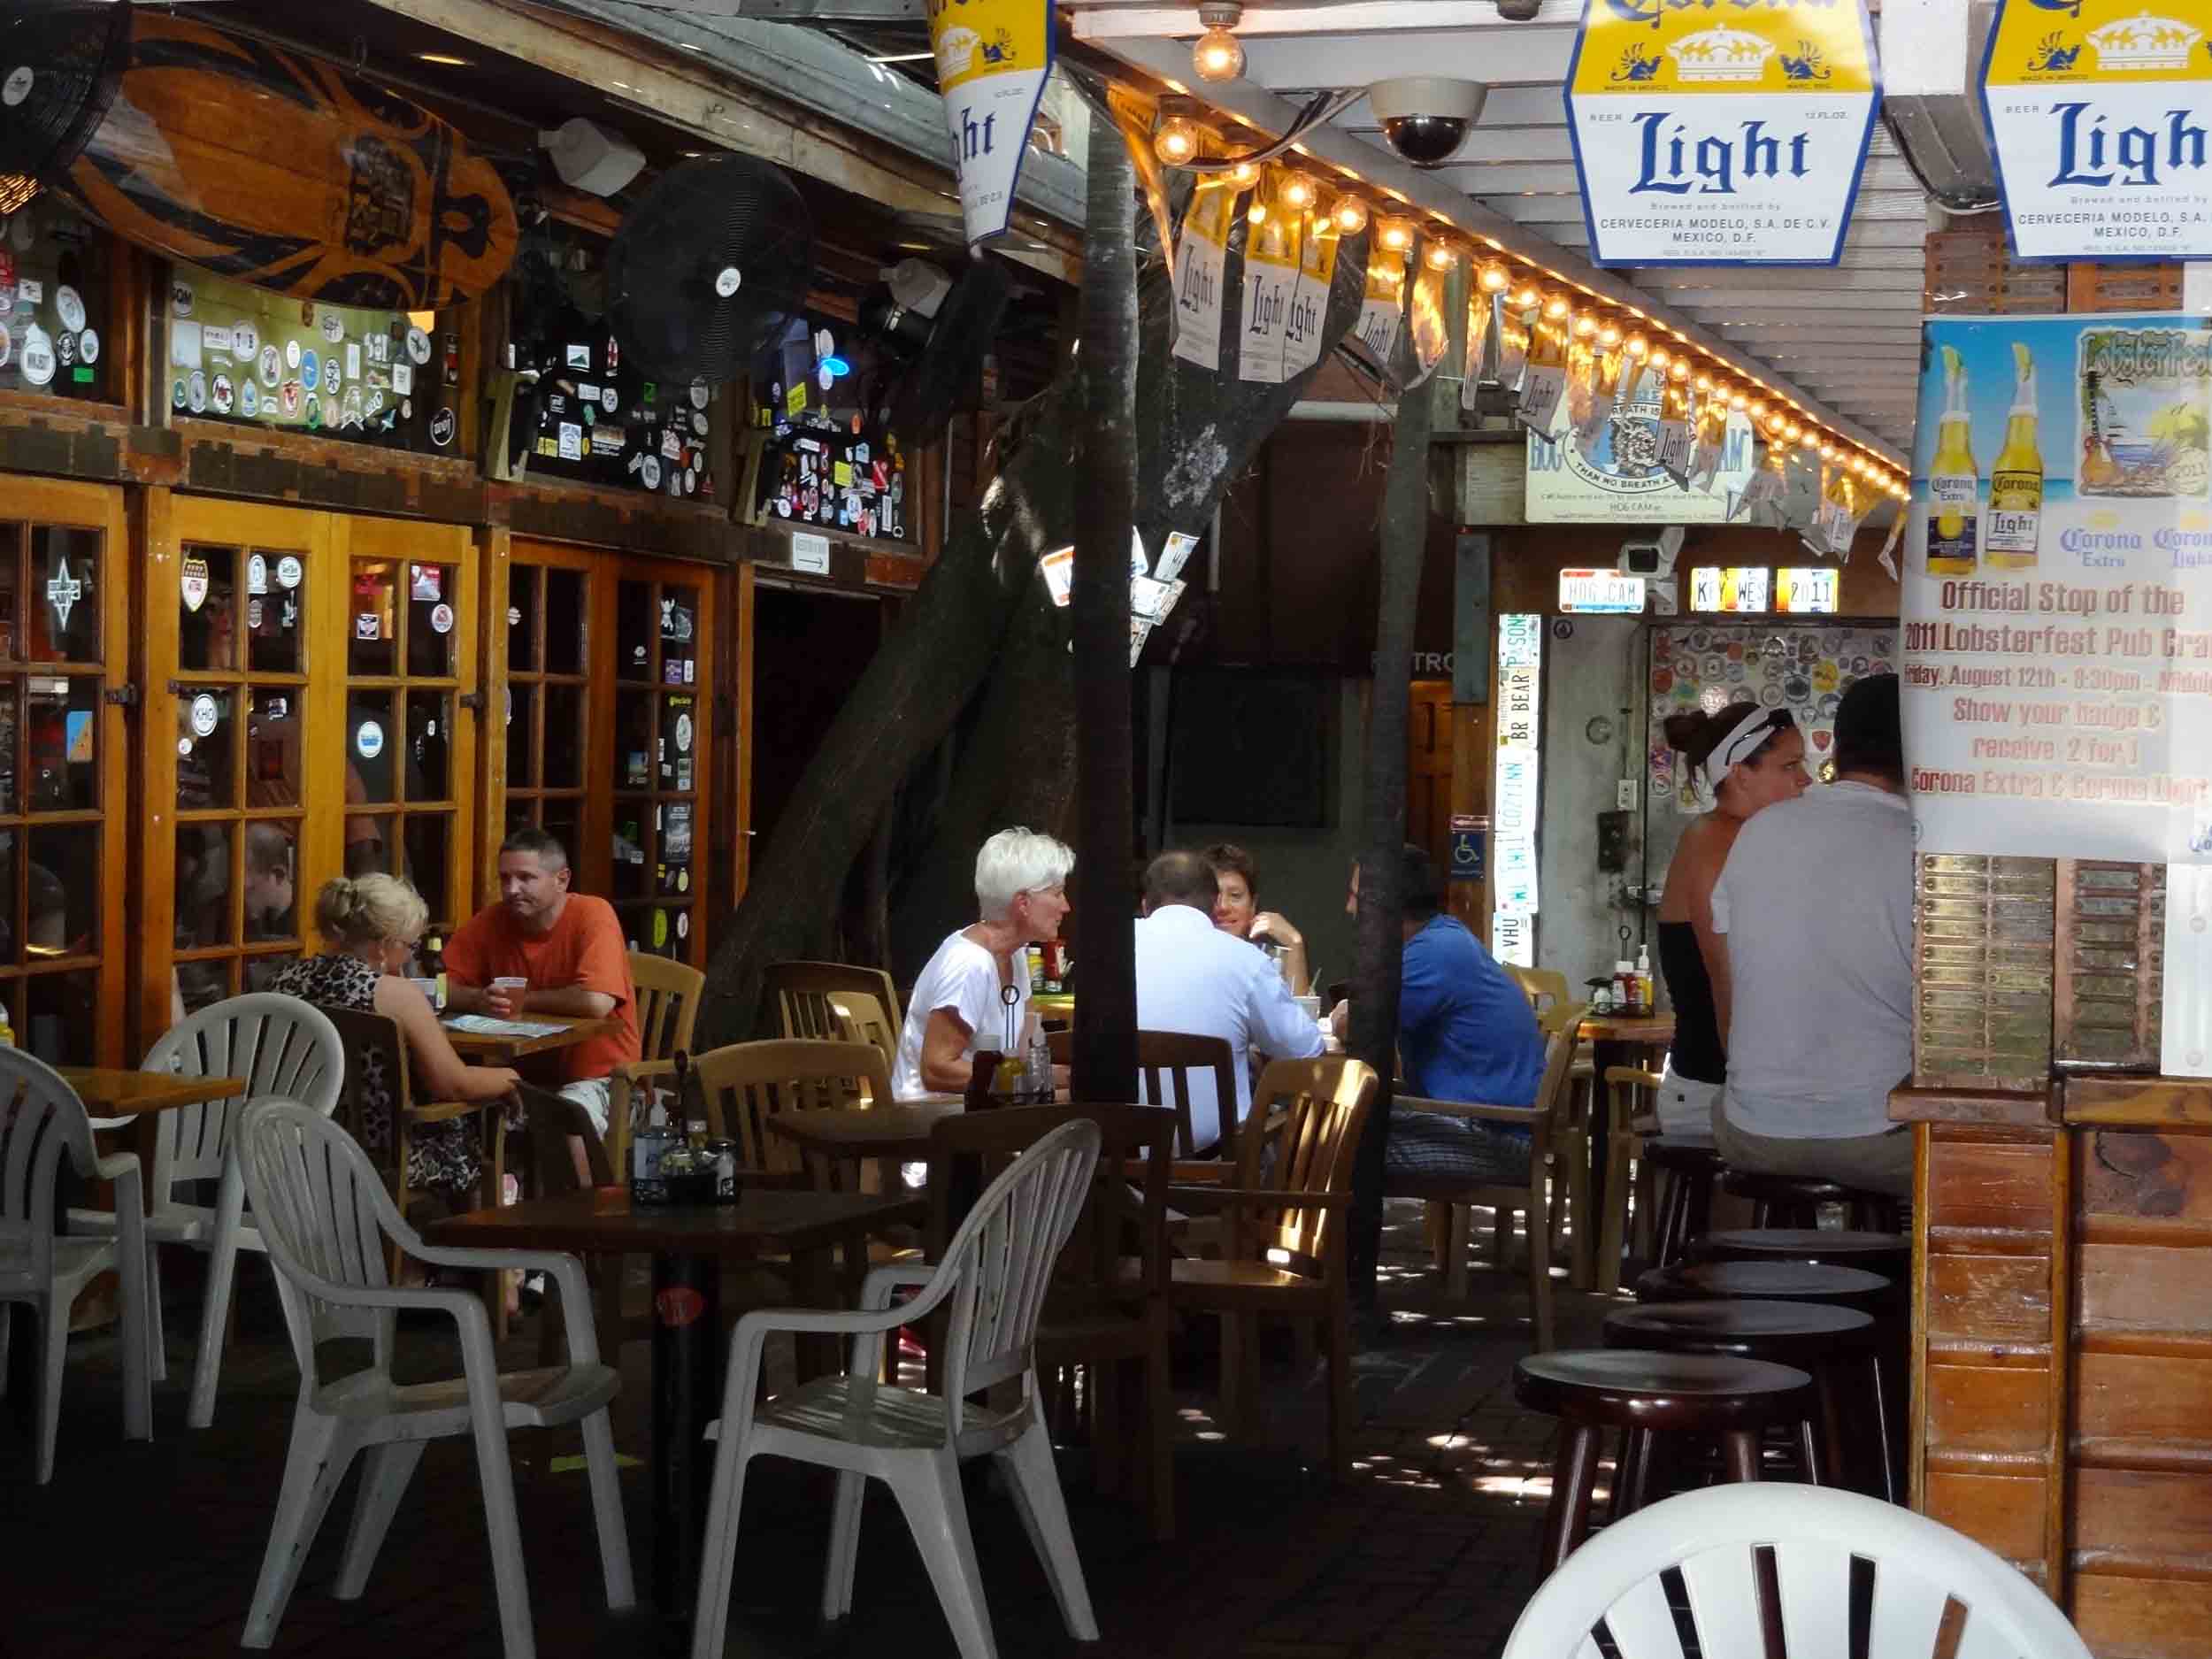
xmin=1652 ymin=703 xmax=1808 ymax=1137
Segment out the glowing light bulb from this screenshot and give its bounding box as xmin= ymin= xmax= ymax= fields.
xmin=1543 ymin=291 xmax=1571 ymax=319
xmin=1669 ymin=359 xmax=1690 ymax=382
xmin=1424 ymin=240 xmax=1458 ymax=272
xmin=1279 ymin=172 xmax=1317 ymax=211
xmin=1247 ymin=198 xmax=1267 ymax=225
xmin=1819 ymin=442 xmax=1838 ymax=463
xmin=1748 ymin=399 xmax=1768 ymax=421
xmin=1478 ymin=261 xmax=1509 ymax=293
xmin=1225 ymin=157 xmax=1259 ymax=188
xmin=1767 ymin=413 xmax=1787 ymax=434
xmin=1598 ymin=323 xmax=1622 ymax=349
xmin=1193 ymin=24 xmax=1244 ymax=81
xmin=1513 ymin=285 xmax=1540 ymax=309
xmin=1331 ymin=195 xmax=1368 ymax=235
xmin=1376 ymin=216 xmax=1416 ymax=254
xmin=1729 ymin=390 xmax=1748 ymax=411
xmin=1154 ymin=117 xmax=1201 ymax=165
xmin=1694 ymin=373 xmax=1713 ymax=393
xmin=1798 ymin=430 xmax=1818 ymax=449
xmin=1573 ymin=313 xmax=1598 ymax=338
xmin=1637 ymin=341 xmax=1658 ymax=365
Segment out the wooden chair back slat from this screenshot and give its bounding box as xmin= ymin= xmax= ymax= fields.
xmin=687 ymin=1038 xmax=889 ymax=1179
xmin=764 ymin=961 xmax=903 ymax=1071
xmin=1044 ymin=1029 xmax=1236 ymax=1158
xmin=629 ymin=952 xmax=704 ymax=1066
xmin=1232 ymin=1056 xmax=1379 ymax=1271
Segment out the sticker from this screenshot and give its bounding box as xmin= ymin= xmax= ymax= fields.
xmin=405 ymin=326 xmax=432 ymax=365
xmin=557 ymin=422 xmax=583 ymax=462
xmin=189 ymin=693 xmax=220 ymax=738
xmin=276 ymin=555 xmax=302 ymax=589
xmin=246 ymin=554 xmax=267 ymax=595
xmin=366 ymin=331 xmax=388 ymax=365
xmin=429 ymin=408 xmax=455 ymax=448
xmin=259 ymin=345 xmax=280 ymax=387
xmin=171 ymin=280 xmax=194 ymax=318
xmin=355 ymin=719 xmax=384 ymax=760
xmin=410 ymin=565 xmax=442 ymax=602
xmin=2 ymin=66 xmax=35 ymax=107
xmin=690 ymin=379 xmax=709 ymax=411
xmin=652 ymin=909 xmax=670 ymax=949
xmin=320 ymin=312 xmax=343 ymax=344
xmin=200 ymin=324 xmax=233 ymax=357
xmin=178 ymin=737 xmax=193 ymax=757
xmin=654 ymin=1286 xmax=703 ymax=1327
xmin=685 ymin=467 xmax=697 ymax=495
xmin=211 ymin=374 xmax=234 ymax=414
xmin=691 ymin=412 xmax=708 ymax=437
xmin=187 ymin=371 xmax=208 ymax=412
xmin=507 ymin=605 xmax=522 ymax=626
xmin=341 ymin=387 xmax=362 ymax=426
xmin=247 ymin=598 xmax=262 ymax=629
xmin=675 ymin=712 xmax=693 ymax=754
xmin=46 ymin=556 xmax=80 ymax=631
xmin=391 ymin=360 xmax=414 ymax=398
xmin=301 ymin=349 xmax=319 ymax=391
xmin=363 ymin=388 xmax=382 ymax=419
xmin=232 ymin=322 xmax=257 ymax=359
xmin=323 ymin=356 xmax=341 ymax=396
xmin=817 ymin=362 xmax=834 ymax=392
xmin=285 ymin=338 xmax=301 ymax=370
xmin=303 ymin=395 xmax=321 ymax=430
xmin=578 ymin=382 xmax=600 ymax=405
xmin=54 ymin=285 xmax=84 ymax=334
xmin=677 ymin=910 xmax=689 ymax=938
xmin=0 ymin=322 xmax=11 ymax=370
xmin=19 ymin=324 xmax=53 ymax=386
xmin=429 ymin=603 xmax=454 ymax=635
xmin=641 ymin=456 xmax=662 ymax=490
xmin=565 ymin=342 xmax=592 ymax=372
xmin=784 ymin=381 xmax=805 ymax=417
xmin=54 ymin=330 xmax=73 ymax=368
xmin=171 ymin=379 xmax=187 ymax=411
xmin=16 ymin=277 xmax=40 ymax=306
xmin=356 ymin=611 xmax=381 ymax=641
xmin=603 ymin=384 xmax=619 ymax=413
xmin=684 ymin=659 xmax=695 ymax=684
xmin=76 ymin=328 xmax=96 ymax=365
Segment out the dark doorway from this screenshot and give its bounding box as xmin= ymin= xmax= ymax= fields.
xmin=749 ymin=584 xmax=885 ymax=852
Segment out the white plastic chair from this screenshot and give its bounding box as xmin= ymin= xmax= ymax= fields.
xmin=0 ymin=1048 xmax=153 ymax=1482
xmin=690 ymin=1118 xmax=1104 ymax=1659
xmin=71 ymin=992 xmax=343 ymax=1426
xmin=234 ymin=1100 xmax=633 ymax=1659
xmin=1501 ymin=1483 xmax=2095 ymax=1659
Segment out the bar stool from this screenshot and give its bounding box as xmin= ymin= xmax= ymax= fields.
xmin=1636 ymin=1258 xmax=1892 ymax=1314
xmin=1513 ymin=1349 xmax=1815 ymax=1571
xmin=1691 ymin=1226 xmax=1910 ymax=1283
xmin=1640 ymin=1140 xmax=1723 ymax=1271
xmin=1602 ymin=1299 xmax=1894 ymax=1501
xmin=1719 ymin=1169 xmax=1902 ymax=1232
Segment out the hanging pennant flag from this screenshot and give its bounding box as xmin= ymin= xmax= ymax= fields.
xmin=1171 ymin=179 xmax=1243 ymax=372
xmin=1518 ymin=304 xmax=1569 ymax=433
xmin=1406 ymin=256 xmax=1451 ymax=388
xmin=1492 ymin=293 xmax=1531 ymax=393
xmin=1238 ymin=170 xmax=1302 ymax=384
xmin=1687 ymin=394 xmax=1728 ymax=492
xmin=1351 ymin=248 xmax=1408 ymax=370
xmin=1280 ymin=216 xmax=1340 ymax=380
xmin=1655 ymin=372 xmax=1694 ymax=484
xmin=1462 ymin=287 xmax=1492 ymax=411
xmin=1571 ymin=339 xmax=1630 ymax=457
xmin=927 ymin=0 xmax=1055 ymax=246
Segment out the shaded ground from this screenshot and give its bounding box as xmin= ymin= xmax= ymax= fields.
xmin=3 ymin=1202 xmax=1620 ymax=1659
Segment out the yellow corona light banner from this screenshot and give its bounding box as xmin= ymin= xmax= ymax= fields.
xmin=926 ymin=0 xmax=1054 ymax=246
xmin=1564 ymin=0 xmax=1880 ymax=265
xmin=1983 ymin=1 xmax=2212 ymax=261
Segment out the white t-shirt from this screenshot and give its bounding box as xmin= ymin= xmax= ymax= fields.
xmin=891 ymin=930 xmax=1029 ymax=1100
xmin=1711 ymin=781 xmax=1915 ymax=1140
xmin=1133 ymin=904 xmax=1325 ymax=1151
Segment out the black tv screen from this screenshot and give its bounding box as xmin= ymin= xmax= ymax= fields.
xmin=1169 ymin=671 xmax=1327 ymax=827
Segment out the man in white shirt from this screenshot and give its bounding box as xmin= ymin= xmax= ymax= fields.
xmin=1711 ymin=673 xmax=1915 ymax=1197
xmin=1134 ymin=849 xmax=1325 ymax=1152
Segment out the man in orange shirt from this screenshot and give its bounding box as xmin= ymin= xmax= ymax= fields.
xmin=446 ymin=827 xmax=639 ymax=1180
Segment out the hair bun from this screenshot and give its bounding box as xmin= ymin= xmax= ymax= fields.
xmin=1662 ymin=710 xmax=1712 ymax=753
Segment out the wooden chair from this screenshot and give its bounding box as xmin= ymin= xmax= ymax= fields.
xmin=324 ymin=1009 xmax=508 ymax=1245
xmin=1152 ymin=1055 xmax=1379 ymax=1481
xmin=1045 ymin=1028 xmax=1238 ymax=1159
xmin=764 ymin=960 xmax=903 ymax=1073
xmin=689 ymin=1038 xmax=888 ymax=1187
xmin=1390 ymin=1006 xmax=1588 ymax=1353
xmin=1595 ymin=1065 xmax=1663 ymax=1294
xmin=1505 ymin=964 xmax=1572 ymax=1015
xmin=605 ymin=951 xmax=704 ymax=1177
xmin=925 ymin=1103 xmax=1179 ymax=1540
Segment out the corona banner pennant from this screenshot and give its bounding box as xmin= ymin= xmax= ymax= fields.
xmin=927 ymin=0 xmax=1055 ymax=246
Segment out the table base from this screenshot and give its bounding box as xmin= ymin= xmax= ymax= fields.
xmin=650 ymin=1253 xmax=721 ymax=1625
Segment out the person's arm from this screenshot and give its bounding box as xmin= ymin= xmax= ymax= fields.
xmin=1705 ymin=855 xmax=1734 ymax=1049
xmin=1249 ymin=960 xmax=1325 ymax=1061
xmin=528 ymin=905 xmax=626 ymax=1021
xmin=918 ymin=1007 xmax=979 ymax=1093
xmin=522 ymin=985 xmax=618 ymax=1019
xmin=1249 ymin=911 xmax=1310 ymax=995
xmin=376 ymin=975 xmax=520 ymax=1101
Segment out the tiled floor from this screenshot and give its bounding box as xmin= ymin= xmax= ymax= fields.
xmin=3 ymin=1202 xmax=1622 ymax=1659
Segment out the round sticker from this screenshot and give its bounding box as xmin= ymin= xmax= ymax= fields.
xmin=429 ymin=407 xmax=456 ymax=448
xmin=320 ymin=312 xmax=344 ymax=344
xmin=691 ymin=412 xmax=708 ymax=436
xmin=301 ymin=349 xmax=319 ymax=392
xmin=239 ymin=379 xmax=259 ymax=419
xmin=405 ymin=326 xmax=432 ymax=365
xmin=678 ymin=870 xmax=689 ymax=894
xmin=641 ymin=456 xmax=662 ymax=490
xmin=54 ymin=329 xmax=74 ymax=368
xmin=817 ymin=362 xmax=833 ymax=392
xmin=19 ymin=324 xmax=54 ymax=387
xmin=280 ymin=380 xmax=302 ymax=416
xmin=304 ymin=395 xmax=322 ymax=430
xmin=356 ymin=719 xmax=384 ymax=760
xmin=507 ymin=605 xmax=522 ymax=626
xmin=3 ymin=66 xmax=35 ymax=107
xmin=211 ymin=374 xmax=234 ymax=414
xmin=247 ymin=553 xmax=267 ymax=594
xmin=429 ymin=603 xmax=454 ymax=634
xmin=259 ymin=345 xmax=280 ymax=387
xmin=690 ymin=379 xmax=710 ymax=411
xmin=712 ymin=266 xmax=741 ymax=299
xmin=171 ymin=379 xmax=187 ymax=411
xmin=684 ymin=467 xmax=697 ymax=495
xmin=233 ymin=321 xmax=257 ymax=359
xmin=177 ymin=737 xmax=194 ymax=758
xmin=247 ymin=598 xmax=263 ymax=629
xmin=675 ymin=713 xmax=693 ymax=754
xmin=54 ymin=285 xmax=84 ymax=334
xmin=171 ymin=280 xmax=194 ymax=318
xmin=652 ymin=909 xmax=669 ymax=949
xmin=276 ymin=555 xmax=303 ymax=589
xmin=187 ymin=371 xmax=208 ymax=412
xmin=189 ymin=693 xmax=220 ymax=738
xmin=323 ymin=356 xmax=341 ymax=396
xmin=603 ymin=384 xmax=618 ymax=414
xmin=285 ymin=338 xmax=301 ymax=370
xmin=76 ymin=328 xmax=97 ymax=365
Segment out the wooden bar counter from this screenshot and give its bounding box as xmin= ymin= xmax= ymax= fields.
xmin=1893 ymin=1076 xmax=2212 ymax=1655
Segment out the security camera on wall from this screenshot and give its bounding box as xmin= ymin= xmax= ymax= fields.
xmin=1619 ymin=525 xmax=1685 ymax=579
xmin=1367 ymin=77 xmax=1487 ymax=166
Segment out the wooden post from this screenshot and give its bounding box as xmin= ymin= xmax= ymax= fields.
xmin=1448 ymin=530 xmax=1492 ymax=931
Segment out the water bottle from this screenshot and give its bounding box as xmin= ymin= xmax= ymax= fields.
xmin=1025 ymin=1018 xmax=1054 ymax=1103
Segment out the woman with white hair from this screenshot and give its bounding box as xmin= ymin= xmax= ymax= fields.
xmin=891 ymin=826 xmax=1073 ymax=1098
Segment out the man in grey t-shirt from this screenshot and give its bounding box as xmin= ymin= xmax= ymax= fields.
xmin=1710 ymin=673 xmax=1915 ymax=1198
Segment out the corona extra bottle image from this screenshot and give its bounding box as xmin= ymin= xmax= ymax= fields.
xmin=1985 ymin=342 xmax=2044 ymax=569
xmin=1926 ymin=344 xmax=1978 ymax=576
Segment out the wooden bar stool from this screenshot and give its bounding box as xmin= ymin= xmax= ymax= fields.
xmin=1718 ymin=1168 xmax=1902 ymax=1232
xmin=1635 ymin=1258 xmax=1892 ymax=1314
xmin=1691 ymin=1226 xmax=1910 ymax=1284
xmin=1602 ymin=1299 xmax=1895 ymax=1501
xmin=1513 ymin=1349 xmax=1815 ymax=1571
xmin=1640 ymin=1140 xmax=1722 ymax=1271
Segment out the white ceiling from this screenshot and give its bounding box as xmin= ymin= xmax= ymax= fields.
xmin=1070 ymin=0 xmax=1926 ymax=461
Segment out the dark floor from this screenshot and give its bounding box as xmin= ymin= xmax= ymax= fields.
xmin=2 ymin=1202 xmax=1622 ymax=1659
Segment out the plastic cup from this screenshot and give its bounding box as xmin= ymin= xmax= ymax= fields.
xmin=489 ymin=976 xmax=528 ymax=1015
xmin=1294 ymin=994 xmax=1321 ymax=1020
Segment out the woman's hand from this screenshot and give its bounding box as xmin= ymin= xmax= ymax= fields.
xmin=1249 ymin=911 xmax=1302 ymax=949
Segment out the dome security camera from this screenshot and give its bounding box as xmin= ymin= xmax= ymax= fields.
xmin=1367 ymin=76 xmax=1487 ymax=167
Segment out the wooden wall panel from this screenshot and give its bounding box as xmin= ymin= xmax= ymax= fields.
xmin=2070 ymin=1575 xmax=2212 ymax=1659
xmin=1925 ymin=1251 xmax=2052 ymax=1348
xmin=2075 ymin=1350 xmax=2212 ymax=1470
xmin=2075 ymin=1467 xmax=2212 ymax=1576
xmin=1924 ymin=1471 xmax=2047 ymax=1570
xmin=1924 ymin=1138 xmax=2055 ymax=1236
xmin=1925 ymin=1361 xmax=2049 ymax=1463
xmin=2078 ymin=1242 xmax=2212 ymax=1335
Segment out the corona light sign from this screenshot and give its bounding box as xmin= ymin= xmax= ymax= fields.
xmin=926 ymin=0 xmax=1054 ymax=246
xmin=1983 ymin=0 xmax=2212 ymax=262
xmin=1564 ymin=0 xmax=1881 ymax=265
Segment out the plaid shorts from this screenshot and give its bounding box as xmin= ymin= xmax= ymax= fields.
xmin=1384 ymin=1108 xmax=1532 ymax=1192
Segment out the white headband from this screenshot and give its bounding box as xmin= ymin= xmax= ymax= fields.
xmin=1700 ymin=710 xmax=1780 ymax=798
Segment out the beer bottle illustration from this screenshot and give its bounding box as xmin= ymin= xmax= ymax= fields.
xmin=1926 ymin=344 xmax=1978 ymax=576
xmin=1985 ymin=342 xmax=2044 ymax=569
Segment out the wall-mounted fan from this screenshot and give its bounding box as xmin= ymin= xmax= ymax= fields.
xmin=859 ymin=259 xmax=1011 ymax=444
xmin=0 ymin=1 xmax=129 ymax=212
xmin=606 ymin=154 xmax=813 ymax=383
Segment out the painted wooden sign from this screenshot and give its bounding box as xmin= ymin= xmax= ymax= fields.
xmin=63 ymin=12 xmax=516 ymax=306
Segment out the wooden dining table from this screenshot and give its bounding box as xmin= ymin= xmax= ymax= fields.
xmin=65 ymin=1067 xmax=249 ymax=1215
xmin=1574 ymin=1014 xmax=1676 ymax=1279
xmin=438 ymin=1012 xmax=618 ymax=1065
xmin=427 ymin=1184 xmax=922 ymax=1624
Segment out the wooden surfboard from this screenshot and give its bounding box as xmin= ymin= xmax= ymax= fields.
xmin=63 ymin=11 xmax=516 ymax=308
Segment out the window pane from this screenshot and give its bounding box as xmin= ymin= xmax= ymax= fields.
xmin=0 ymin=685 xmax=14 ymax=816
xmin=661 ymin=693 xmax=698 ymax=793
xmin=402 ymin=813 xmax=451 ymax=923
xmin=348 ymin=690 xmax=396 ymax=803
xmin=29 ymin=825 xmax=96 ymax=958
xmin=541 ymin=801 xmax=581 ymax=880
xmin=611 ymin=805 xmax=647 ymax=902
xmin=246 ymin=689 xmax=301 ymax=809
xmin=243 ymin=821 xmax=297 ymax=942
xmin=545 ymin=568 xmax=585 ymax=675
xmin=0 ymin=829 xmax=18 ymax=963
xmin=406 ymin=563 xmax=457 ymax=677
xmin=25 ymin=675 xmax=96 ymax=811
xmin=616 ymin=580 xmax=652 ymax=681
xmin=505 ymin=681 xmax=534 ymax=787
xmin=506 ymin=798 xmax=536 ymax=837
xmin=27 ymin=527 xmax=100 ymax=664
xmin=243 ymin=954 xmax=302 ymax=996
xmin=176 ymin=685 xmax=238 ymax=810
xmin=542 ymin=683 xmax=583 ymax=787
xmin=404 ymin=690 xmax=450 ymax=802
xmin=25 ymin=971 xmax=97 ymax=1066
xmin=347 ymin=814 xmax=395 ymax=877
xmin=661 ymin=584 xmax=699 ymax=687
xmin=177 ymin=959 xmax=232 ymax=1017
xmin=508 ymin=565 xmax=538 ymax=672
xmin=179 ymin=545 xmax=237 ymax=672
xmin=250 ymin=550 xmax=304 ymax=675
xmin=174 ymin=822 xmax=232 ymax=949
xmin=615 ymin=689 xmax=653 ymax=791
xmin=349 ymin=561 xmax=398 ymax=676
xmin=0 ymin=531 xmax=19 ymax=660
xmin=629 ymin=903 xmax=683 ymax=958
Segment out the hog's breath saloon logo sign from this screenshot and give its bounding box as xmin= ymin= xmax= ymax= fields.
xmin=1982 ymin=1 xmax=2212 ymax=262
xmin=1564 ymin=0 xmax=1881 ymax=266
xmin=926 ymin=0 xmax=1054 ymax=246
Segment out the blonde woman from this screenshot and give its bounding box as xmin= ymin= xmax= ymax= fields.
xmin=266 ymin=874 xmax=519 ymax=1200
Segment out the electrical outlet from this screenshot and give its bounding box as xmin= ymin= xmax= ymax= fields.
xmin=1617 ymin=779 xmax=1638 ymax=811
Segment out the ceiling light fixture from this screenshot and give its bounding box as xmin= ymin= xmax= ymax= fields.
xmin=1154 ymin=115 xmax=1202 ymax=165
xmin=1330 ymin=195 xmax=1370 ymax=235
xmin=1193 ymin=2 xmax=1245 ymax=82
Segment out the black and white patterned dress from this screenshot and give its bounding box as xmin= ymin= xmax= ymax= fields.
xmin=265 ymin=953 xmax=486 ymax=1199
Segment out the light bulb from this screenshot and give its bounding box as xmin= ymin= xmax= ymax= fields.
xmin=1631 ymin=338 xmax=1653 ymax=362
xmin=1543 ymin=291 xmax=1571 ymax=320
xmin=1573 ymin=313 xmax=1598 ymax=338
xmin=1225 ymin=157 xmax=1259 ymax=188
xmin=1331 ymin=195 xmax=1369 ymax=235
xmin=1670 ymin=360 xmax=1690 ymax=382
xmin=1598 ymin=322 xmax=1622 ymax=349
xmin=1694 ymin=373 xmax=1713 ymax=393
xmin=1153 ymin=117 xmax=1201 ymax=165
xmin=1819 ymin=443 xmax=1839 ymax=462
xmin=1767 ymin=414 xmax=1787 ymax=434
xmin=1376 ymin=216 xmax=1416 ymax=253
xmin=1193 ymin=25 xmax=1244 ymax=81
xmin=1279 ymin=172 xmax=1317 ymax=211
xmin=1799 ymin=430 xmax=1818 ymax=449
xmin=1247 ymin=199 xmax=1267 ymax=225
xmin=1748 ymin=399 xmax=1768 ymax=420
xmin=1478 ymin=261 xmax=1509 ymax=293
xmin=1424 ymin=239 xmax=1458 ymax=272
xmin=1729 ymin=390 xmax=1748 ymax=411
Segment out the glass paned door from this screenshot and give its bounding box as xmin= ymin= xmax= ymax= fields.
xmin=611 ymin=570 xmax=710 ymax=962
xmin=0 ymin=481 xmax=127 ymax=1064
xmin=502 ymin=548 xmax=595 ymax=879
